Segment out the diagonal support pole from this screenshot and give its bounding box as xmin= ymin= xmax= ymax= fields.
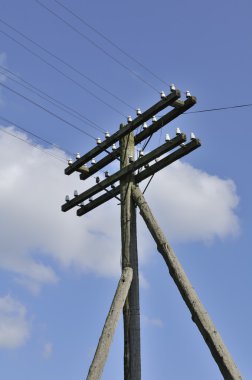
xmin=86 ymin=267 xmax=133 ymax=380
xmin=131 ymin=185 xmax=242 ymax=380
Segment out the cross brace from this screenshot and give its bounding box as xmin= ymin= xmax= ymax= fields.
xmin=76 ymin=138 xmax=201 ymax=216
xmin=78 ymin=96 xmax=196 ymax=180
xmin=62 ymin=134 xmax=187 ymax=212
xmin=65 ymin=90 xmax=181 ymax=175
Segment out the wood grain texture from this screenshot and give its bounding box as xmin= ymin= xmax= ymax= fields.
xmin=132 ymin=185 xmax=243 ymax=380
xmin=120 ymin=128 xmax=141 ymax=380
xmin=86 ymin=267 xmax=133 ymax=380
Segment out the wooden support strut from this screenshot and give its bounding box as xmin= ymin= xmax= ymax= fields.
xmin=131 ymin=185 xmax=243 ymax=380
xmin=86 ymin=267 xmax=133 ymax=380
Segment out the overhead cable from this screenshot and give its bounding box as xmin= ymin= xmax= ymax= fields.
xmin=0 ymin=115 xmax=74 ymax=157
xmin=53 ymin=0 xmax=169 ymax=87
xmin=0 ymin=65 xmax=105 ymax=133
xmin=34 ymin=0 xmax=160 ymax=93
xmin=0 ymin=82 xmax=97 ymax=140
xmin=0 ymin=17 xmax=135 ymax=111
xmin=186 ymin=103 xmax=252 ymax=114
xmin=0 ymin=27 xmax=126 ymax=118
xmin=0 ymin=126 xmax=66 ymax=163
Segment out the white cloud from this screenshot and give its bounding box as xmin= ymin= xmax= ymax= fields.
xmin=0 ymin=295 xmax=30 ymax=348
xmin=0 ymin=127 xmax=240 ymax=291
xmin=0 ymin=126 xmax=122 ymax=292
xmin=143 ymin=160 xmax=240 ymax=242
xmin=139 ymin=272 xmax=150 ymax=289
xmin=142 ymin=315 xmax=164 ymax=328
xmin=43 ymin=342 xmax=53 ymax=358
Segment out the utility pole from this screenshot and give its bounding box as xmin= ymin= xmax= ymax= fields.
xmin=120 ymin=128 xmax=141 ymax=380
xmin=61 ymin=86 xmax=243 ymax=379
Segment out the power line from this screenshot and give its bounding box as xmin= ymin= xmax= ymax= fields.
xmin=141 ymin=122 xmax=166 ymax=195
xmin=0 ymin=82 xmax=134 ymax=167
xmin=186 ymin=103 xmax=252 ymax=114
xmin=0 ymin=64 xmax=105 ymax=133
xmin=142 ymin=134 xmax=153 ymax=151
xmin=0 ymin=26 xmax=126 ymax=118
xmin=34 ymin=0 xmax=160 ymax=94
xmin=0 ymin=81 xmax=97 ymax=140
xmin=0 ymin=24 xmax=126 ymax=118
xmin=0 ymin=126 xmax=66 ymax=163
xmin=0 ymin=76 xmax=135 ymax=165
xmin=143 ymin=174 xmax=154 ymax=194
xmin=141 ymin=100 xmax=252 ymax=195
xmin=0 ymin=115 xmax=73 ymax=157
xmin=53 ymin=0 xmax=169 ymax=87
xmin=156 ymin=102 xmax=252 ymax=119
xmin=0 ymin=17 xmax=135 ymax=112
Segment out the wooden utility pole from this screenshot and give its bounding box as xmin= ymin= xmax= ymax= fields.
xmin=131 ymin=185 xmax=242 ymax=380
xmin=87 ymin=267 xmax=133 ymax=380
xmin=120 ymin=128 xmax=141 ymax=380
xmin=61 ymin=86 xmax=243 ymax=379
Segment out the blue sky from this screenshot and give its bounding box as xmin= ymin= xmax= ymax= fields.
xmin=0 ymin=0 xmax=251 ymax=379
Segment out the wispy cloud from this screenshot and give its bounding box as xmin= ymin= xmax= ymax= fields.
xmin=0 ymin=295 xmax=30 ymax=349
xmin=139 ymin=272 xmax=150 ymax=289
xmin=142 ymin=314 xmax=164 ymax=328
xmin=43 ymin=342 xmax=53 ymax=358
xmin=145 ymin=160 xmax=240 ymax=242
xmin=0 ymin=126 xmax=240 ymax=292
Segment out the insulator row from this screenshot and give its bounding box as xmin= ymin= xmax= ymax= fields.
xmin=66 ymin=86 xmax=194 ymax=169
xmin=67 ymin=130 xmax=197 ymax=168
xmin=64 ymin=128 xmax=199 ymax=204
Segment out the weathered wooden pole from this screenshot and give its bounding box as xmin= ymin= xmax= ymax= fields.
xmin=120 ymin=126 xmax=141 ymax=380
xmin=86 ymin=267 xmax=133 ymax=380
xmin=132 ymin=185 xmax=242 ymax=380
